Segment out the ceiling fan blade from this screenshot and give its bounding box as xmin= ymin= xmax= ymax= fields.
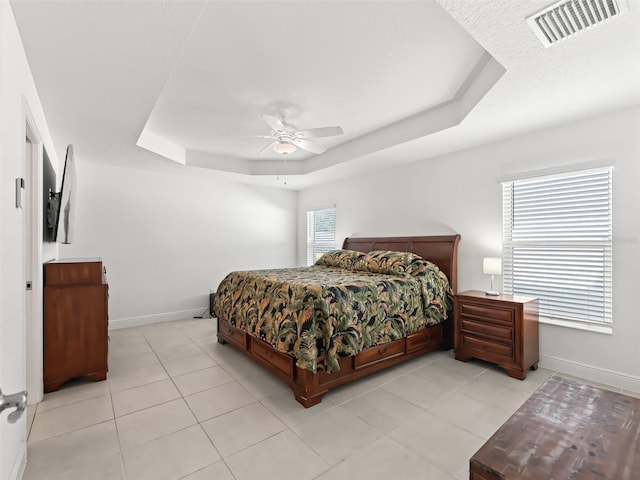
xmin=296 ymin=126 xmax=343 ymax=138
xmin=262 ymin=114 xmax=286 ymax=132
xmin=292 ymin=138 xmax=326 ymax=154
xmin=258 ymin=141 xmax=278 ymax=155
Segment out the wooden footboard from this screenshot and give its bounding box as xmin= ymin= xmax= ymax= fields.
xmin=217 ymin=317 xmax=450 ymax=407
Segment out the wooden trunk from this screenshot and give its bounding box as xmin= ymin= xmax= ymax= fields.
xmin=469 ymin=375 xmax=640 ymax=479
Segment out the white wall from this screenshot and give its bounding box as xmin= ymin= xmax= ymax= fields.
xmin=60 ymin=162 xmax=297 ymax=328
xmin=0 ymin=3 xmax=59 ymax=478
xmin=298 ymin=105 xmax=640 ymax=392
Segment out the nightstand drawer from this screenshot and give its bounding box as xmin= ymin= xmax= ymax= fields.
xmin=461 ymin=335 xmax=513 ymax=359
xmin=461 ymin=319 xmax=513 ymax=342
xmin=459 ymin=303 xmax=515 ymax=325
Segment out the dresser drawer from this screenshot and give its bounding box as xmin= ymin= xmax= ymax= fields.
xmin=461 ymin=335 xmax=513 ymax=359
xmin=251 ymin=339 xmax=293 ymax=377
xmin=354 ymin=339 xmax=404 ymax=369
xmin=461 ymin=319 xmax=513 ymax=342
xmin=459 ymin=302 xmax=515 ymax=325
xmin=219 ymin=321 xmax=248 ymax=350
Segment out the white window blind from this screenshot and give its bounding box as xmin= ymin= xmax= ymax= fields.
xmin=306 ymin=207 xmax=336 ymax=266
xmin=502 ymin=167 xmax=612 ymax=331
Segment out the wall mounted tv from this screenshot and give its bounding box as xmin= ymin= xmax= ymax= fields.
xmin=46 ymin=144 xmax=76 ymax=244
xmin=43 ymin=148 xmax=55 ymax=242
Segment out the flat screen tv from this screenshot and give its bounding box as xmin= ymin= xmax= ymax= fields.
xmin=46 ymin=144 xmax=76 ymax=244
xmin=43 ymin=148 xmax=56 ymax=242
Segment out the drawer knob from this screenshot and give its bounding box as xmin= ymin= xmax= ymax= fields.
xmin=377 ymin=347 xmax=388 ymax=356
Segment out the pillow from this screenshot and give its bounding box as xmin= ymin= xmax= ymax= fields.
xmin=354 ymin=250 xmax=442 ymax=278
xmin=314 ymin=249 xmax=367 ymax=269
xmin=354 ymin=250 xmax=420 ymax=275
xmin=404 ymin=257 xmax=443 ymax=278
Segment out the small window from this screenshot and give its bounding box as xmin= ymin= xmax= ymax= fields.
xmin=502 ymin=167 xmax=612 ymax=333
xmin=306 ymin=207 xmax=336 ymax=266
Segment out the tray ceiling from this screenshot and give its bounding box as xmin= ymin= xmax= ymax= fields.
xmin=10 ymin=0 xmax=640 ymax=189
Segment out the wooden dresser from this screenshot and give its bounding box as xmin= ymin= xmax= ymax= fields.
xmin=454 ymin=290 xmax=538 ymax=379
xmin=43 ymin=258 xmax=108 ymax=393
xmin=470 ymin=375 xmax=640 ymax=479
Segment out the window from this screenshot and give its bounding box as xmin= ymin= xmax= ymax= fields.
xmin=306 ymin=207 xmax=336 ymax=266
xmin=502 ymin=167 xmax=612 ymax=333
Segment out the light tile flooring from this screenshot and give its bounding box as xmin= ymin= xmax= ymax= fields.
xmin=23 ymin=318 xmax=632 ymax=480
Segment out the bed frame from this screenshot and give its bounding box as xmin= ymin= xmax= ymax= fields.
xmin=217 ymin=234 xmax=460 ymax=407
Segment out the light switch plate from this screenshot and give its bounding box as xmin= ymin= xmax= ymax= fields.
xmin=15 ymin=178 xmax=25 ymax=208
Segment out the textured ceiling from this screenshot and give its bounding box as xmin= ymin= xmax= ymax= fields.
xmin=10 ymin=0 xmax=640 ymax=189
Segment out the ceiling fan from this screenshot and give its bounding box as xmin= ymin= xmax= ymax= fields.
xmin=253 ymin=113 xmax=343 ymax=155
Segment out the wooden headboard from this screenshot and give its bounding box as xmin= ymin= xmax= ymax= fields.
xmin=342 ymin=235 xmax=461 ymax=294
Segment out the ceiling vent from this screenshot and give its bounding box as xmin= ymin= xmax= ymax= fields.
xmin=526 ymin=0 xmax=629 ymax=47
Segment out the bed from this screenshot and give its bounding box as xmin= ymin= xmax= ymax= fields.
xmin=214 ymin=234 xmax=460 ymax=407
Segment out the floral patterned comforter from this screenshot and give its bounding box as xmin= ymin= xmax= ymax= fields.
xmin=213 ymin=250 xmax=452 ymax=373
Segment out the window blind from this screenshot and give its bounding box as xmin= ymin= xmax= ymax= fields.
xmin=306 ymin=207 xmax=336 ymax=266
xmin=502 ymin=167 xmax=612 ymax=329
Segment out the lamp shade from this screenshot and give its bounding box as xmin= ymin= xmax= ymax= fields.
xmin=483 ymin=257 xmax=502 ymax=275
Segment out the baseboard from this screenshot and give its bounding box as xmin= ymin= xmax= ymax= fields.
xmin=540 ymin=354 xmax=640 ymax=393
xmin=108 ymin=307 xmax=208 ymax=330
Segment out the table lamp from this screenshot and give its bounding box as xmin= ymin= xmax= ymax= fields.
xmin=483 ymin=257 xmax=502 ymax=296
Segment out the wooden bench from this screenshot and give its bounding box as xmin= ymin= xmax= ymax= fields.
xmin=470 ymin=375 xmax=640 ymax=480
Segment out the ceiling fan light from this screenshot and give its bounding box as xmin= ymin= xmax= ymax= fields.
xmin=273 ymin=142 xmax=297 ymax=155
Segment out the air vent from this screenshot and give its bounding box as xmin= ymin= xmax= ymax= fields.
xmin=526 ymin=0 xmax=629 ymax=47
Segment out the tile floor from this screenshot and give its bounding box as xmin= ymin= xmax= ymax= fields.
xmin=23 ymin=318 xmax=631 ymax=480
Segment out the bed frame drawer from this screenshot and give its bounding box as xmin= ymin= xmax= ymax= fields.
xmin=406 ymin=324 xmax=443 ymax=353
xmin=219 ymin=321 xmax=248 ymax=350
xmin=251 ymin=338 xmax=294 ymax=377
xmin=354 ymin=339 xmax=404 ymax=369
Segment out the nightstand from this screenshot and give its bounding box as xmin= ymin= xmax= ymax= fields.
xmin=454 ymin=290 xmax=539 ymax=380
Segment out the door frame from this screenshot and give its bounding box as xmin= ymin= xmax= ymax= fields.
xmin=24 ymin=99 xmax=45 ymax=406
